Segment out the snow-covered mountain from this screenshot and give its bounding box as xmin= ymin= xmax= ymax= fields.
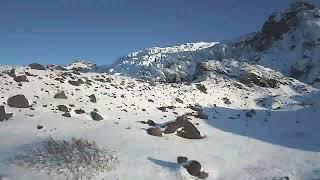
xmin=109 ymin=1 xmax=320 ymax=87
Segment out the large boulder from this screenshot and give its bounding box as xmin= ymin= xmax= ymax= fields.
xmin=7 ymin=95 xmax=30 ymax=108
xmin=164 ymin=115 xmax=203 ymax=139
xmin=14 ymin=75 xmax=28 ymax=82
xmin=29 ymin=63 xmax=45 ymax=70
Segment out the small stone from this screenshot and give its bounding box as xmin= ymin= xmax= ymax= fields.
xmin=37 ymin=125 xmax=43 ymax=129
xmin=198 ymin=171 xmax=209 ymax=179
xmin=62 ymin=112 xmax=71 ymax=117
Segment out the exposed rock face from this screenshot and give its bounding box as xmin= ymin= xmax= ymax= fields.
xmin=146 ymin=127 xmax=162 ymax=137
xmin=14 ymin=75 xmax=28 ymax=82
xmin=29 ymin=63 xmax=45 ymax=70
xmin=7 ymin=95 xmax=30 ymax=108
xmin=54 ymin=91 xmax=68 ymax=99
xmin=239 ymin=72 xmax=279 ymax=88
xmin=91 ymin=111 xmax=103 ymax=121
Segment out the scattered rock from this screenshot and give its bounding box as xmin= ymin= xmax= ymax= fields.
xmin=222 ymin=97 xmax=231 ymax=105
xmin=7 ymin=94 xmax=30 ymax=108
xmin=146 ymin=127 xmax=162 ymax=137
xmin=74 ymin=109 xmax=85 ymax=114
xmin=68 ymin=79 xmax=84 ymax=86
xmin=62 ymin=112 xmax=71 ymax=118
xmin=91 ymin=111 xmax=103 ymax=121
xmin=175 ymin=98 xmax=184 ymax=103
xmin=54 ymin=91 xmax=67 ymax=99
xmin=57 ymin=105 xmax=69 ymax=112
xmin=89 ymin=94 xmax=97 ymax=103
xmin=157 ymin=106 xmax=167 ymax=112
xmin=196 ymin=84 xmax=207 ymax=94
xmin=14 ymin=75 xmax=28 ymax=82
xmin=7 ymin=68 xmax=16 ymax=77
xmin=29 ymin=63 xmax=45 ymax=70
xmin=37 ymin=125 xmax=43 ymax=129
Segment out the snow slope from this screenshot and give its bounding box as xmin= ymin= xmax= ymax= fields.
xmin=0 ymin=63 xmax=319 ymax=180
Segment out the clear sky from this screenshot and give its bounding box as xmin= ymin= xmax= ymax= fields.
xmin=0 ymin=0 xmax=314 ymax=65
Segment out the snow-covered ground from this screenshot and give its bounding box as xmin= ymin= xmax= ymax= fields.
xmin=0 ymin=64 xmax=319 ymax=180
xmin=1 ymin=1 xmax=320 ymax=180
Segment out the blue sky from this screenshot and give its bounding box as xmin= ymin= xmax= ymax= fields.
xmin=0 ymin=0 xmax=312 ymax=65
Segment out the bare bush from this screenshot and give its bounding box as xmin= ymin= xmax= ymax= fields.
xmin=11 ymin=137 xmax=119 ymax=179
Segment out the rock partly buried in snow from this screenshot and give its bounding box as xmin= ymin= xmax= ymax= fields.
xmin=14 ymin=75 xmax=28 ymax=82
xmin=194 ymin=110 xmax=208 ymax=120
xmin=7 ymin=94 xmax=30 ymax=108
xmin=54 ymin=91 xmax=68 ymax=99
xmin=29 ymin=63 xmax=45 ymax=70
xmin=146 ymin=127 xmax=162 ymax=137
xmin=74 ymin=109 xmax=85 ymax=114
xmin=91 ymin=111 xmax=103 ymax=121
xmin=164 ymin=115 xmax=203 ymax=139
xmin=89 ymin=94 xmax=97 ymax=103
xmin=6 ymin=68 xmax=16 ymax=77
xmin=0 ymin=106 xmax=13 ymax=121
xmin=62 ymin=112 xmax=71 ymax=118
xmin=175 ymin=98 xmax=184 ymax=103
xmin=68 ymin=79 xmax=84 ymax=86
xmin=57 ymin=105 xmax=69 ymax=112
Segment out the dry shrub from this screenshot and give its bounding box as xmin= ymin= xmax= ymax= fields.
xmin=12 ymin=137 xmax=119 ymax=179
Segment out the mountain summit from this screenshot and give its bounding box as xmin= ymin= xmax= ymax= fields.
xmin=109 ymin=1 xmax=320 ymax=87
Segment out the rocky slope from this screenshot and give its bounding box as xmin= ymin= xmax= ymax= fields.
xmin=109 ymin=1 xmax=320 ymax=88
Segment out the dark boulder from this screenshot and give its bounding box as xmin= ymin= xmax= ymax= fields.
xmin=29 ymin=63 xmax=45 ymax=70
xmin=89 ymin=94 xmax=97 ymax=103
xmin=14 ymin=75 xmax=28 ymax=82
xmin=91 ymin=111 xmax=103 ymax=121
xmin=184 ymin=160 xmax=201 ymax=176
xmin=7 ymin=94 xmax=30 ymax=108
xmin=57 ymin=105 xmax=69 ymax=112
xmin=74 ymin=109 xmax=85 ymax=114
xmin=196 ymin=84 xmax=207 ymax=94
xmin=164 ymin=115 xmax=203 ymax=139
